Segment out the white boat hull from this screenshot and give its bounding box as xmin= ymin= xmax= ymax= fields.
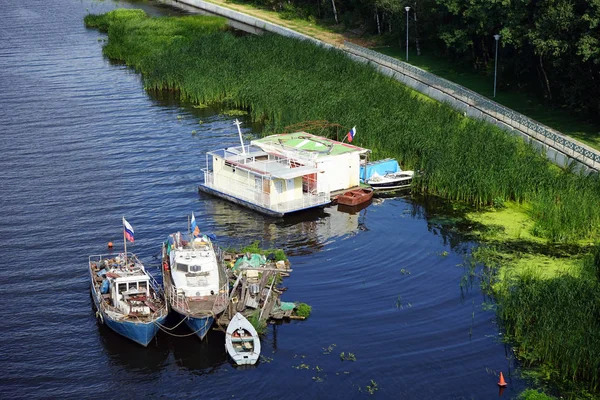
xmin=225 ymin=312 xmax=261 ymax=365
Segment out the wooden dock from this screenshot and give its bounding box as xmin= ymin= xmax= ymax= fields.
xmin=214 ymin=252 xmax=297 ymax=330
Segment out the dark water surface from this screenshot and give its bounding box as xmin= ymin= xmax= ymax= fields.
xmin=0 ymin=1 xmax=525 ymax=398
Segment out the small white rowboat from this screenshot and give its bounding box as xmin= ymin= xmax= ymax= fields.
xmin=225 ymin=312 xmax=261 ymax=365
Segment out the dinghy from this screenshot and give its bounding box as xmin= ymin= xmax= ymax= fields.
xmin=225 ymin=312 xmax=261 ymax=365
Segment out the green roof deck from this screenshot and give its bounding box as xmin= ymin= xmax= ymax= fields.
xmin=252 ymin=132 xmax=370 ymax=158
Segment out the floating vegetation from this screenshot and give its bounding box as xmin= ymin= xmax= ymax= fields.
xmin=295 ymin=302 xmax=312 ymax=318
xmin=222 ymin=109 xmax=248 ymax=116
xmin=293 ymin=363 xmax=310 ymax=370
xmin=399 ymin=268 xmax=411 ymax=275
xmin=496 ymin=246 xmax=600 ymax=393
xmin=364 ymin=380 xmax=379 ymax=395
xmin=260 ymin=355 xmax=274 ymax=363
xmin=339 ymin=352 xmax=356 ymax=361
xmin=322 ymin=343 xmax=337 ymax=355
xmin=248 ymin=309 xmax=267 ymax=335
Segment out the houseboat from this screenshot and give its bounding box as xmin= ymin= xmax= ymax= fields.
xmin=198 ymin=121 xmax=371 ymax=217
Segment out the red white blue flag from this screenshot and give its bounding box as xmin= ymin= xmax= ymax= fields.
xmin=123 ymin=217 xmax=134 ymax=243
xmin=191 ymin=212 xmax=200 ymax=237
xmin=347 ymin=126 xmax=356 ymax=143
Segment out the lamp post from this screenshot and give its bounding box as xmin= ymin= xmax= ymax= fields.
xmin=493 ymin=34 xmax=501 ymax=98
xmin=405 ymin=6 xmax=411 ymax=61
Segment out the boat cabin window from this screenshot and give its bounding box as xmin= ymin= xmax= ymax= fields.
xmin=176 ymin=263 xmax=188 ymax=272
xmin=129 ymin=282 xmax=138 ymax=291
xmin=139 ymin=281 xmax=147 ymax=292
xmin=189 ymin=265 xmax=202 ymax=273
xmin=118 ymin=283 xmax=127 ymax=293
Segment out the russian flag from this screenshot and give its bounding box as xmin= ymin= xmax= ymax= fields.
xmin=191 ymin=212 xmax=200 ymax=237
xmin=123 ymin=217 xmax=134 ymax=243
xmin=347 ymin=126 xmax=356 ymax=143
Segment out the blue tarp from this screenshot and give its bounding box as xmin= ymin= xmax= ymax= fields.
xmin=101 ymin=279 xmax=110 ymax=294
xmin=360 ymin=159 xmax=400 ymax=182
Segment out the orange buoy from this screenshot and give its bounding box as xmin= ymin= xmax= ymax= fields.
xmin=498 ymin=372 xmax=507 ymax=387
xmin=107 ymin=242 xmax=113 ymax=248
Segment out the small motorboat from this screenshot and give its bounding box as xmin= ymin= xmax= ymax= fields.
xmin=367 ymin=170 xmax=414 ymax=191
xmin=361 ymin=158 xmax=414 ymax=191
xmin=336 ymin=187 xmax=374 ymax=206
xmin=225 ymin=312 xmax=261 ymax=365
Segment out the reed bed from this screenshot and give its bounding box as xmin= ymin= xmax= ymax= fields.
xmin=497 ymin=246 xmax=600 ymax=393
xmin=85 ymin=9 xmax=600 ymax=244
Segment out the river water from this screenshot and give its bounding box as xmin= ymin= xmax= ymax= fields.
xmin=0 ymin=1 xmax=526 ymax=398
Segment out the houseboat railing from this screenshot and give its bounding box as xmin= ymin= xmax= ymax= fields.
xmin=201 ymin=170 xmax=330 ymax=212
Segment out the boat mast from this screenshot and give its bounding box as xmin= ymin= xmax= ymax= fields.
xmin=234 ymin=119 xmax=246 ymax=156
xmin=122 ymin=216 xmax=128 ymax=266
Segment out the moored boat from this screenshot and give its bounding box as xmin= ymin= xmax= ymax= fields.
xmin=361 ymin=158 xmax=414 ymax=191
xmin=225 ymin=312 xmax=261 ymax=365
xmin=336 ymin=187 xmax=374 ymax=206
xmin=89 ymin=252 xmax=168 ymax=346
xmin=161 ymin=214 xmax=229 ymax=340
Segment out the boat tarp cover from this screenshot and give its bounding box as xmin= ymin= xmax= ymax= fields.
xmin=279 ymin=301 xmax=295 ymax=311
xmin=233 ymin=253 xmax=266 ymax=272
xmin=360 ymin=159 xmax=400 ymax=181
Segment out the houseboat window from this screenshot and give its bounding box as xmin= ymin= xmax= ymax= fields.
xmin=176 ymin=263 xmax=188 ymax=272
xmin=274 ymin=180 xmax=283 ymax=194
xmin=189 ymin=265 xmax=201 ymax=273
xmin=139 ymin=281 xmax=147 ymax=292
xmin=129 ymin=282 xmax=138 ymax=291
xmin=118 ymin=283 xmax=127 ymax=293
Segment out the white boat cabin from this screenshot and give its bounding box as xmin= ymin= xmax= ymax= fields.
xmin=200 ymin=132 xmax=370 ymax=216
xmin=111 ymin=273 xmax=151 ymax=315
xmin=252 ymin=132 xmax=370 ymax=193
xmin=167 ymin=234 xmax=221 ymax=299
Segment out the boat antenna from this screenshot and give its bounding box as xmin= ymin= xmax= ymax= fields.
xmin=234 ymin=119 xmax=246 ymax=156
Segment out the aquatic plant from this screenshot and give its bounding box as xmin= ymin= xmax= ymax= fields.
xmin=496 ymin=252 xmax=600 ymax=393
xmin=295 ymin=302 xmax=312 ymax=318
xmin=518 ymin=389 xmax=556 ymax=400
xmin=248 ymin=309 xmax=267 ymax=334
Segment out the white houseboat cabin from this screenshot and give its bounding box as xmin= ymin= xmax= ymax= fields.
xmin=199 ymin=131 xmax=370 ymax=217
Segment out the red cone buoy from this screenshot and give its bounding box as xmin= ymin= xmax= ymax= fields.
xmin=498 ymin=372 xmax=507 ymax=387
xmin=108 ymin=242 xmax=113 ymax=248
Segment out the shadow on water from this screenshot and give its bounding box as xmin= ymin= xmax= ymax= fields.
xmin=97 ymin=311 xmax=229 ymax=374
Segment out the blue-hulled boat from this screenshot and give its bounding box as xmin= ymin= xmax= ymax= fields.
xmin=89 ymin=253 xmax=168 ymax=346
xmin=161 ymin=227 xmax=229 ymax=340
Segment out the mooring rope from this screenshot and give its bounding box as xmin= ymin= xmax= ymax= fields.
xmin=154 ymin=313 xmax=214 ymax=338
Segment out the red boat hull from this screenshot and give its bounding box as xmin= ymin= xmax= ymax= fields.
xmin=336 ymin=188 xmax=374 ymax=206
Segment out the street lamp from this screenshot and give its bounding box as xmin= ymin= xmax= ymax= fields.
xmin=405 ymin=6 xmax=411 ymax=61
xmin=493 ymin=34 xmax=501 ymax=98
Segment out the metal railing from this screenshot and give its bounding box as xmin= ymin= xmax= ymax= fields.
xmin=201 ymin=170 xmax=331 ymax=212
xmin=344 ymin=42 xmax=600 ymax=171
xmin=166 ymin=284 xmax=189 ymax=314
